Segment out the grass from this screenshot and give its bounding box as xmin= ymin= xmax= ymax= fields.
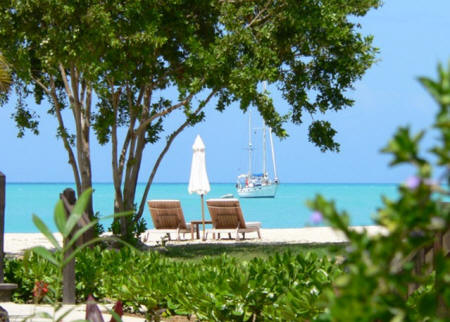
xmin=155 ymin=242 xmax=347 ymax=261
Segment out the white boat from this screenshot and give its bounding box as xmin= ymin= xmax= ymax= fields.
xmin=236 ymin=173 xmax=278 ymax=198
xmin=236 ymin=88 xmax=279 ymax=198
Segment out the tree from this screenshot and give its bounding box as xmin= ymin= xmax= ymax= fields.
xmin=0 ymin=0 xmax=381 ymax=238
xmin=0 ymin=1 xmax=101 ymax=219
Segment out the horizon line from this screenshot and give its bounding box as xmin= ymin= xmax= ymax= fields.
xmin=6 ymin=181 xmax=401 ymax=185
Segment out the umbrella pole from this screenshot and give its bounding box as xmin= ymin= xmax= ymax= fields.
xmin=201 ymin=194 xmax=206 ymax=241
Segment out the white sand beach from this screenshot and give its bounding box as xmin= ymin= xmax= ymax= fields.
xmin=4 ymin=226 xmax=387 ymax=255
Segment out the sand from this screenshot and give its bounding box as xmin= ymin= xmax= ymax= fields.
xmin=4 ymin=226 xmax=387 ymax=255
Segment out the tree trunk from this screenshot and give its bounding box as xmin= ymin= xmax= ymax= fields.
xmin=75 ymin=81 xmax=94 ymax=219
xmin=79 ymin=125 xmax=94 ymax=218
xmin=56 ymin=65 xmax=95 ymax=220
xmin=60 ymin=189 xmax=76 ymax=305
xmin=433 ymin=231 xmax=448 ymax=318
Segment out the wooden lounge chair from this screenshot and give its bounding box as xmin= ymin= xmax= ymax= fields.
xmin=147 ymin=200 xmax=196 ymax=240
xmin=206 ymin=198 xmax=261 ymax=240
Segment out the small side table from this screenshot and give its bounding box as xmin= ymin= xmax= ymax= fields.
xmin=190 ymin=220 xmax=213 ymax=240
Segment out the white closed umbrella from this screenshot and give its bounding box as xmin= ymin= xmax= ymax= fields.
xmin=188 ymin=135 xmax=210 ymax=240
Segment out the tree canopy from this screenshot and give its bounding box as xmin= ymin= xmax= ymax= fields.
xmin=1 ymin=0 xmax=381 ymax=147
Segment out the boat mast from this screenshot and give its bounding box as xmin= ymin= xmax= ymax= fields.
xmin=262 ymin=81 xmax=267 ymax=177
xmin=262 ymin=122 xmax=267 ymax=177
xmin=269 ymin=128 xmax=278 ymax=182
xmin=248 ymin=109 xmax=252 ymax=177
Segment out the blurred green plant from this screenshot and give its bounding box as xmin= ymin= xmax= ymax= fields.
xmin=23 ymin=188 xmax=128 ymax=321
xmin=308 ymin=62 xmax=450 ymax=321
xmin=30 ymin=189 xmax=102 ymax=301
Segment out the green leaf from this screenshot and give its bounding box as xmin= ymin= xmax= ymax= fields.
xmin=334 ymin=274 xmax=350 ymax=287
xmin=32 ymin=214 xmax=61 ymax=250
xmin=31 ymin=246 xmax=59 ymax=266
xmin=64 ymin=188 xmax=92 ymax=236
xmin=64 ymin=212 xmax=83 ymax=239
xmin=73 ymin=189 xmax=92 ymax=214
xmin=308 ymin=120 xmax=340 ymax=153
xmin=54 ymin=200 xmax=67 ymax=236
xmin=63 ymin=219 xmax=101 ymax=252
xmin=64 ymin=211 xmax=131 ymax=252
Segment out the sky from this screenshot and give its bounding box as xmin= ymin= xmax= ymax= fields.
xmin=0 ymin=0 xmax=449 ymax=184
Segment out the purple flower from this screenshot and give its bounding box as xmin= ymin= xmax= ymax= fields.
xmin=404 ymin=176 xmax=421 ymax=190
xmin=310 ymin=211 xmax=323 ymax=225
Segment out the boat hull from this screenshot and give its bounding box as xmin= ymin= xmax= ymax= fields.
xmin=237 ymin=183 xmax=278 ymax=198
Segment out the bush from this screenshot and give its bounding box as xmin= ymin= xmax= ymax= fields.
xmin=5 ymin=252 xmax=59 ymax=303
xmin=5 ymin=247 xmax=339 ymax=320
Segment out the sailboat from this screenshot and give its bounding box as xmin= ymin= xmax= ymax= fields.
xmin=236 ymin=104 xmax=279 ymax=198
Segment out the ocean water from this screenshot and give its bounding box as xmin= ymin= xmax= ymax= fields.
xmin=3 ymin=183 xmax=399 ymax=233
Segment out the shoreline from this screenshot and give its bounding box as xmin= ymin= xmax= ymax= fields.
xmin=4 ymin=226 xmax=387 ymax=255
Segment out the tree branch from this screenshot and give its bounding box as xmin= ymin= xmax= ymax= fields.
xmin=110 ymin=80 xmax=124 ymax=211
xmin=58 ymin=63 xmax=80 ymax=126
xmin=49 ymin=76 xmax=82 ymax=195
xmin=58 ymin=63 xmax=74 ymax=104
xmin=246 ymin=1 xmax=271 ymax=29
xmin=31 ymin=76 xmax=51 ymax=96
xmin=135 ymin=92 xmax=195 ymax=137
xmin=70 ymin=64 xmax=80 ymax=110
xmin=80 ymin=79 xmax=86 ymax=104
xmin=117 ymin=86 xmax=137 ymax=180
xmin=136 ymin=89 xmax=217 ymax=219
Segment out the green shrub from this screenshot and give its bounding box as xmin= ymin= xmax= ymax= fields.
xmin=109 ymin=210 xmax=147 ymax=247
xmin=5 ymin=252 xmax=59 ymax=303
xmin=174 ymin=252 xmax=339 ymax=321
xmin=6 ymin=247 xmax=339 ymax=320
xmin=74 ymin=246 xmax=107 ymax=301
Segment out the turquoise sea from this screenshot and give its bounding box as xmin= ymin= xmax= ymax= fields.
xmin=4 ymin=183 xmax=400 ymax=233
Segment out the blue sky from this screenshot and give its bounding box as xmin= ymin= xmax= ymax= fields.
xmin=1 ymin=0 xmax=449 ymax=184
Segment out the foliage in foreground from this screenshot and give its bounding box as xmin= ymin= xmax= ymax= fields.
xmin=309 ymin=62 xmax=450 ymax=321
xmin=6 ymin=248 xmax=339 ymax=321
